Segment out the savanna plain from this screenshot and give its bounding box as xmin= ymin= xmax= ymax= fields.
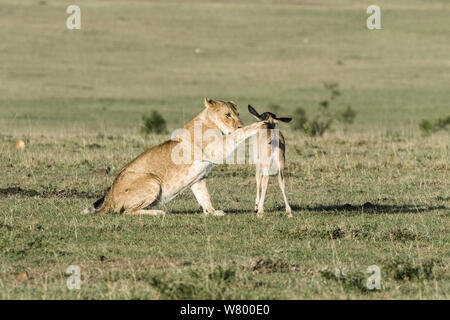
xmin=0 ymin=0 xmax=449 ymax=299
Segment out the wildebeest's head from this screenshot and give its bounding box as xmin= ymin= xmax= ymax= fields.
xmin=248 ymin=105 xmax=292 ymax=129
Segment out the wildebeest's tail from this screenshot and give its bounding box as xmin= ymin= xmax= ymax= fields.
xmin=81 ymin=189 xmax=110 ymax=214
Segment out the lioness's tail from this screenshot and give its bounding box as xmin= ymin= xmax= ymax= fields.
xmin=81 ymin=192 xmax=109 ymax=214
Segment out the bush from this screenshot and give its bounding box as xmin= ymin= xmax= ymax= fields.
xmin=293 ymin=108 xmax=309 ymax=131
xmin=301 ymin=114 xmax=333 ymax=137
xmin=384 ymin=257 xmax=438 ymax=281
xmin=293 ymin=82 xmax=356 ymax=137
xmin=338 ymin=105 xmax=356 ymax=125
xmin=141 ymin=111 xmax=168 ymax=134
xmin=419 ymin=115 xmax=450 ymax=136
xmin=320 ymin=267 xmax=369 ymax=293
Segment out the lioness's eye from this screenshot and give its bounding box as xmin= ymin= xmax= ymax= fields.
xmin=226 ymin=113 xmax=232 ymax=118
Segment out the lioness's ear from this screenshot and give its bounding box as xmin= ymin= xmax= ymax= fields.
xmin=248 ymin=104 xmax=262 ymax=120
xmin=228 ymin=101 xmax=238 ymax=112
xmin=204 ymin=97 xmax=215 ymax=108
xmin=276 ymin=117 xmax=292 ymax=123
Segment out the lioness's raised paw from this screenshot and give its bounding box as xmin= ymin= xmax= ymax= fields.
xmin=248 ymin=120 xmax=269 ymax=130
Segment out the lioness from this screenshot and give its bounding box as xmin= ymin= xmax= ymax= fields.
xmin=82 ymin=98 xmax=266 ymax=216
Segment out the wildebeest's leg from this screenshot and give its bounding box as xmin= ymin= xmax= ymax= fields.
xmin=278 ymin=168 xmax=292 ymax=218
xmin=254 ymin=163 xmax=261 ymax=212
xmin=257 ymin=175 xmax=269 ymax=218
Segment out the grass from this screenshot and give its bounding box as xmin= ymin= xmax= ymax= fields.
xmin=0 ymin=0 xmax=449 ymax=299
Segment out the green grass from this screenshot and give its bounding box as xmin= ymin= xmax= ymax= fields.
xmin=0 ymin=0 xmax=449 ymax=299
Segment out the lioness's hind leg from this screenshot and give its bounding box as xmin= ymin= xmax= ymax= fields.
xmin=115 ymin=175 xmax=163 ymax=215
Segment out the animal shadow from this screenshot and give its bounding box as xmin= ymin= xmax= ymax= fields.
xmin=285 ymin=202 xmax=447 ymax=214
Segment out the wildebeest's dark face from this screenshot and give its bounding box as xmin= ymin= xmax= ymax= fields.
xmin=248 ymin=105 xmax=292 ymax=129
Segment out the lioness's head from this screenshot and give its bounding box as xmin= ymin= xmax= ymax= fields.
xmin=204 ymin=98 xmax=243 ymax=135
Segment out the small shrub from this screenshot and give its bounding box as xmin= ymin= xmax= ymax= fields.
xmin=419 ymin=115 xmax=450 ymax=136
xmin=320 ymin=267 xmax=369 ymax=293
xmin=328 ymin=227 xmax=345 ymax=239
xmin=141 ymin=111 xmax=167 ymax=134
xmin=150 ymin=275 xmax=204 ymax=299
xmin=384 ymin=258 xmax=420 ymax=281
xmin=435 ymin=115 xmax=450 ymax=130
xmin=208 ymin=265 xmax=236 ymax=284
xmin=384 ymin=257 xmax=438 ymax=281
xmin=293 ymin=103 xmax=333 ymax=137
xmin=302 ymin=116 xmax=333 ymax=137
xmin=388 ymin=228 xmax=422 ymax=241
xmin=293 ymin=82 xmax=356 ymax=137
xmin=338 ymin=105 xmax=356 ymax=125
xmin=293 ymin=108 xmax=309 ymax=131
xmin=252 ymin=258 xmax=298 ymax=273
xmin=419 ymin=119 xmax=433 ymax=135
xmin=421 ymin=260 xmax=437 ymax=280
xmin=324 ymin=81 xmax=341 ymax=100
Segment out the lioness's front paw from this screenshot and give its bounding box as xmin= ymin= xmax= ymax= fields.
xmin=203 ymin=209 xmax=225 ymax=216
xmin=212 ymin=210 xmax=225 ymax=216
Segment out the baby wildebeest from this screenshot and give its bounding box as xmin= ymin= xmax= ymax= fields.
xmin=248 ymin=105 xmax=293 ymax=218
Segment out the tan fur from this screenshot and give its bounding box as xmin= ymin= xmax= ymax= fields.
xmin=83 ymin=98 xmax=266 ymax=216
xmin=248 ymin=106 xmax=292 ymax=218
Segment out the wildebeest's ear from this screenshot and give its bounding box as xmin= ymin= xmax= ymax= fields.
xmin=248 ymin=105 xmax=262 ymax=120
xmin=276 ymin=117 xmax=292 ymax=123
xmin=204 ymin=97 xmax=215 ymax=108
